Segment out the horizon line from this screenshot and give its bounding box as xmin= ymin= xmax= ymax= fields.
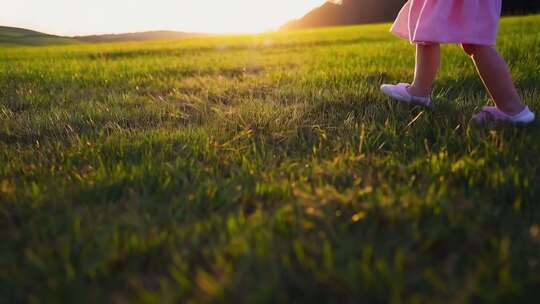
xmin=0 ymin=23 xmax=295 ymax=38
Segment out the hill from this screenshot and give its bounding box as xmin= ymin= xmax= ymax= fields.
xmin=0 ymin=26 xmax=79 ymax=46
xmin=0 ymin=26 xmax=207 ymax=46
xmin=282 ymin=0 xmax=540 ymax=30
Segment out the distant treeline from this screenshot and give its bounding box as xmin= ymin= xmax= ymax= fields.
xmin=503 ymin=0 xmax=540 ymax=14
xmin=282 ymin=0 xmax=540 ymax=30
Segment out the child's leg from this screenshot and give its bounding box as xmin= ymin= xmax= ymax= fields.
xmin=409 ymin=43 xmax=440 ymax=97
xmin=462 ymin=44 xmax=526 ymax=115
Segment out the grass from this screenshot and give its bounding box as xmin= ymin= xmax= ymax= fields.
xmin=1 ymin=15 xmax=540 ymax=303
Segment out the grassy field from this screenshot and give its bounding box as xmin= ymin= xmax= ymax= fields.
xmin=1 ymin=15 xmax=540 ymax=303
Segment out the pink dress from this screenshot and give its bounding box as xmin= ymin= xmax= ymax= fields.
xmin=391 ymin=0 xmax=502 ymax=46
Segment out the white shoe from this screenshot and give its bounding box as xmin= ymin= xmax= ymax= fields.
xmin=472 ymin=106 xmax=535 ymax=125
xmin=380 ymin=83 xmax=432 ymax=107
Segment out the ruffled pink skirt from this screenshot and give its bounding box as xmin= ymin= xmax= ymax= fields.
xmin=391 ymin=0 xmax=502 ymax=46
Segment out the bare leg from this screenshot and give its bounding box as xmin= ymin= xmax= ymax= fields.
xmin=409 ymin=43 xmax=441 ymax=97
xmin=462 ymin=44 xmax=525 ymax=115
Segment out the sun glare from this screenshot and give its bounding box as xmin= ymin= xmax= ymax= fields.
xmin=179 ymin=0 xmax=327 ymax=33
xmin=2 ymin=0 xmax=326 ymax=36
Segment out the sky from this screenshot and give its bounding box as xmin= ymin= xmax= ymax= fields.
xmin=1 ymin=0 xmax=327 ymax=36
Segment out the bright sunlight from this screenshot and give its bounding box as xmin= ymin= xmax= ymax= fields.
xmin=2 ymin=0 xmax=326 ymax=36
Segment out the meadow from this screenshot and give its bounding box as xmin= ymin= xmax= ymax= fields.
xmin=1 ymin=15 xmax=540 ymax=303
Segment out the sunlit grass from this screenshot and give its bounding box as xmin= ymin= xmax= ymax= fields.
xmin=1 ymin=15 xmax=540 ymax=303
